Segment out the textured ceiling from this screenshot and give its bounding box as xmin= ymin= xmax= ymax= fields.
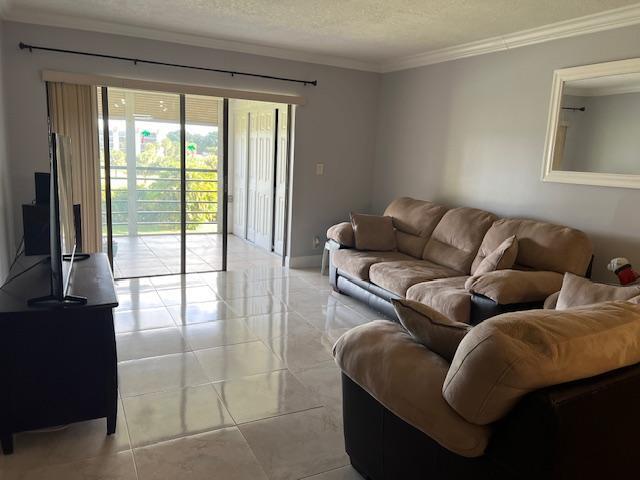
xmin=4 ymin=0 xmax=640 ymax=67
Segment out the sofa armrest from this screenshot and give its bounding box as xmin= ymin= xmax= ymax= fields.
xmin=327 ymin=222 xmax=355 ymax=248
xmin=488 ymin=362 xmax=640 ymax=479
xmin=465 ymin=270 xmax=564 ymax=305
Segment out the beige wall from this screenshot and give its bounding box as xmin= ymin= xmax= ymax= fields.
xmin=373 ymin=24 xmax=640 ymax=281
xmin=1 ymin=21 xmax=380 ymax=264
xmin=0 ymin=20 xmax=15 ymax=282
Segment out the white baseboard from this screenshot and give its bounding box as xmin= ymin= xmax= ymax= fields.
xmin=287 ymin=254 xmax=323 ymax=269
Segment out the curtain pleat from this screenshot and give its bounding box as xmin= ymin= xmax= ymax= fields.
xmin=47 ymin=82 xmax=102 ymax=253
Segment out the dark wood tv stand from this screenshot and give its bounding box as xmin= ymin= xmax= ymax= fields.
xmin=0 ymin=253 xmax=118 ymax=454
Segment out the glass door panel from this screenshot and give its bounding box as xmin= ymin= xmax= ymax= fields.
xmin=184 ymin=95 xmax=224 ymax=273
xmin=99 ymin=87 xmax=182 ymax=278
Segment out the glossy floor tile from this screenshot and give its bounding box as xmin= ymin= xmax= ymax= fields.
xmin=116 ymin=327 xmax=189 ymax=361
xmin=158 ymin=285 xmax=218 ymax=306
xmin=225 ymin=294 xmax=287 ymax=316
xmin=5 ymin=244 xmax=388 ymax=480
xmin=240 ymin=407 xmax=349 ymax=480
xmin=180 ymin=319 xmax=257 ymax=350
xmin=214 ymin=370 xmax=322 ymax=424
xmin=118 ymin=352 xmax=209 ymax=397
xmin=267 ymin=331 xmax=335 ymax=372
xmin=113 ymin=307 xmax=176 ymax=333
xmin=194 ymin=341 xmax=286 ymax=381
xmin=133 ymin=428 xmax=268 ymax=480
xmin=123 ymin=384 xmax=234 ymax=446
xmin=4 ymin=451 xmax=138 ymax=480
xmin=167 ymin=300 xmax=240 ymax=325
xmin=243 ymin=311 xmax=318 ymax=342
xmin=293 ymin=363 xmax=343 ymax=417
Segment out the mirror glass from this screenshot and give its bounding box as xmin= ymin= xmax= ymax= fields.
xmin=552 ymin=72 xmax=640 ymax=175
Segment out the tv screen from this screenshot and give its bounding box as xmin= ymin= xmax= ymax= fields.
xmin=50 ymin=133 xmax=77 ymax=300
xmin=28 ymin=133 xmax=86 ymax=306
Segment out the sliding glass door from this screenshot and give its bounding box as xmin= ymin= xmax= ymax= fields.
xmin=98 ymin=87 xmax=226 ymax=279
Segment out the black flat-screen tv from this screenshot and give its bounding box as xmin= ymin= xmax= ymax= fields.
xmin=28 ymin=133 xmax=87 ymax=306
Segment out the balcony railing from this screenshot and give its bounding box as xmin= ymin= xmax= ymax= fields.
xmin=101 ymin=165 xmax=218 ymax=236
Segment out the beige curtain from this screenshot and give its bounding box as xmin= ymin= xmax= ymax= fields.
xmin=47 ymin=82 xmax=102 ymax=253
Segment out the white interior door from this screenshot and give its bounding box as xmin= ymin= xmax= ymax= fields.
xmin=232 ymin=111 xmax=249 ymax=238
xmin=246 ymin=112 xmax=258 ymax=243
xmin=252 ymin=109 xmax=276 ymax=250
xmin=273 ymin=108 xmax=288 ymax=255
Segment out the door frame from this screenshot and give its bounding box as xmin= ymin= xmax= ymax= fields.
xmin=230 ymin=101 xmax=293 ymax=261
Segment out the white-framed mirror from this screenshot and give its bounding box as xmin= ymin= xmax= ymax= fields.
xmin=542 ymin=57 xmax=640 ymax=189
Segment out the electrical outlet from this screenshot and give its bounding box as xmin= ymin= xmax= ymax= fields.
xmin=228 ymin=194 xmax=234 ymax=202
xmin=313 ymin=236 xmax=321 ymax=249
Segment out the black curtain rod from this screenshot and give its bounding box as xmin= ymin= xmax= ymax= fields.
xmin=19 ymin=42 xmax=318 ymax=87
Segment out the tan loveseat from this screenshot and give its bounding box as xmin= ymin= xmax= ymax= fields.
xmin=327 ymin=197 xmax=593 ymax=324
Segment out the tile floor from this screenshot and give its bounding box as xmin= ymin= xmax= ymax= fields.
xmin=112 ymin=233 xmax=281 ymax=278
xmin=1 ymin=251 xmax=392 ymax=479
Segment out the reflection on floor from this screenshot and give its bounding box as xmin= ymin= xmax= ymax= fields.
xmin=1 ymin=261 xmax=394 ymax=479
xmin=112 ymin=234 xmax=281 ymax=278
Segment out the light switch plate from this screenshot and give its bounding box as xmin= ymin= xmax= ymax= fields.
xmin=316 ymin=163 xmax=324 ymax=175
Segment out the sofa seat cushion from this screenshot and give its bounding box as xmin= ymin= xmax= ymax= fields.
xmin=443 ymin=301 xmax=640 ymax=426
xmin=332 ymin=249 xmax=414 ymax=281
xmin=369 ymin=260 xmax=462 ymax=297
xmin=406 ymin=277 xmax=472 ymax=324
xmin=423 ymin=207 xmax=497 ymax=274
xmin=333 ymin=320 xmax=491 ymax=457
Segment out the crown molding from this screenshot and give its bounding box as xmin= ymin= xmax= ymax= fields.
xmin=2 ymin=9 xmax=381 ymax=73
xmin=3 ymin=3 xmax=640 ymax=74
xmin=380 ymin=4 xmax=640 ymax=73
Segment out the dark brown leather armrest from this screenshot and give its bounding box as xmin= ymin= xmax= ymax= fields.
xmin=487 ymin=362 xmax=640 ymax=480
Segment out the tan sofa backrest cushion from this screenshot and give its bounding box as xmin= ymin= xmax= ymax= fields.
xmin=443 ymin=302 xmax=640 ymax=425
xmin=422 ymin=207 xmax=497 ymax=274
xmin=384 ymin=197 xmax=448 ymax=258
xmin=471 ymin=218 xmax=592 ymax=276
xmin=556 ymin=273 xmax=640 ymax=310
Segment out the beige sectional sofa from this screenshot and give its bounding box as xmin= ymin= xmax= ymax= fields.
xmin=327 ymin=197 xmax=593 ymax=324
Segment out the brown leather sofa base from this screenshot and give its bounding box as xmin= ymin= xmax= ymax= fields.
xmin=342 ymin=361 xmax=640 ymax=480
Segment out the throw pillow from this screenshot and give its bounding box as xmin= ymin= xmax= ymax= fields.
xmin=350 ymin=213 xmax=396 ymax=251
xmin=556 ymin=272 xmax=640 ymax=310
xmin=474 ymin=235 xmax=518 ymax=276
xmin=392 ymin=298 xmax=471 ymax=361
